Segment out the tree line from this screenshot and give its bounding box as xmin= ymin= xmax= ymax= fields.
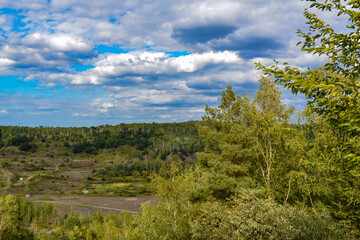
xmin=0 ymin=121 xmax=204 ymax=159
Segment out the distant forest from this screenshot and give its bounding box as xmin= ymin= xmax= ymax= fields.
xmin=0 ymin=121 xmax=204 ymax=159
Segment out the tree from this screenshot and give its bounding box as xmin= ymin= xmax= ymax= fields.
xmin=0 ymin=129 xmax=3 ymax=148
xmin=136 ymin=161 xmax=198 ymax=239
xmin=0 ymin=195 xmax=34 ymax=239
xmin=19 ymin=142 xmax=37 ymax=152
xmin=256 ymin=0 xmax=360 ymax=232
xmin=197 ymin=76 xmax=305 ymax=200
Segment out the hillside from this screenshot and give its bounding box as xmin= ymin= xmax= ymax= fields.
xmin=0 ymin=122 xmax=204 ymax=198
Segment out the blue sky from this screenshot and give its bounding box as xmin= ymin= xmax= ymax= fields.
xmin=0 ymin=0 xmax=346 ymax=126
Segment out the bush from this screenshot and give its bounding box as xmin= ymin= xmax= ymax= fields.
xmin=141 ymin=170 xmax=148 ymax=177
xmin=63 ymin=212 xmax=81 ymax=230
xmin=19 ymin=142 xmax=37 ymax=152
xmin=190 ymin=189 xmax=350 ymax=240
xmin=9 ymin=135 xmax=29 ymax=146
xmin=132 ymin=171 xmax=140 ymax=178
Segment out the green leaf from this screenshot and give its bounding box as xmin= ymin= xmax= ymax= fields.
xmin=349 ymin=170 xmax=360 ymax=177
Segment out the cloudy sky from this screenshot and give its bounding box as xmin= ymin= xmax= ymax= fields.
xmin=0 ymin=0 xmax=346 ymax=126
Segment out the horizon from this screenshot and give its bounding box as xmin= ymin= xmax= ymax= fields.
xmin=0 ymin=119 xmax=201 ymax=128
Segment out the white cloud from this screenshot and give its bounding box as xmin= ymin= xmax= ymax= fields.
xmin=159 ymin=114 xmax=171 ymax=119
xmin=128 ymin=89 xmax=182 ymax=105
xmin=143 ymin=107 xmax=169 ymax=110
xmin=24 ymin=33 xmax=92 ymax=52
xmin=64 ymin=51 xmax=241 ymax=85
xmin=49 ymin=36 xmax=91 ymax=52
xmin=0 ymin=58 xmax=15 ymax=66
xmin=172 ymin=51 xmax=241 ymax=72
xmin=0 ymin=110 xmax=8 ymax=114
xmin=72 ymin=112 xmax=95 ymax=117
xmin=0 ymin=33 xmax=95 ymax=76
xmin=0 ymin=0 xmax=307 ymax=53
xmin=188 ymin=108 xmax=205 ymax=113
xmin=174 ymin=0 xmax=243 ymax=27
xmin=100 ymin=102 xmax=114 ymax=108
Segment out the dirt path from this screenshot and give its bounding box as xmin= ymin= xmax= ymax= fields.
xmin=29 ymin=195 xmax=155 ymax=216
xmin=0 ymin=167 xmax=11 ymax=186
xmin=31 ymin=200 xmax=138 ymax=213
xmin=25 ymin=174 xmax=35 ymax=182
xmin=14 ymin=174 xmax=36 ymax=186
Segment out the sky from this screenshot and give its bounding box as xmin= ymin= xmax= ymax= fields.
xmin=0 ymin=0 xmax=347 ymax=127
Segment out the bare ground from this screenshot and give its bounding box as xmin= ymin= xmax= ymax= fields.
xmin=29 ymin=194 xmax=155 ymax=216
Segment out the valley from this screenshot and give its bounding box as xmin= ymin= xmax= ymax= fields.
xmin=0 ymin=122 xmax=202 ymax=214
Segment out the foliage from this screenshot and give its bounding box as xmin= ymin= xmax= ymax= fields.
xmin=190 ymin=189 xmax=349 ymax=240
xmin=136 ymin=161 xmax=198 ymax=240
xmin=19 ymin=142 xmax=38 ymax=152
xmin=1 ymin=1 xmax=359 ymax=235
xmin=95 ymin=159 xmax=164 ymax=180
xmin=42 ymin=211 xmax=142 ymax=240
xmin=135 ymin=163 xmax=351 ymax=240
xmin=0 ymin=194 xmax=59 ymax=239
xmin=131 ymin=73 xmax=354 ymax=238
xmin=0 ymin=121 xmax=204 ymax=159
xmin=0 ymin=194 xmax=21 ymax=239
xmin=197 ymin=77 xmax=306 ymax=201
xmin=9 ymin=135 xmax=30 ymax=146
xmin=0 ymin=194 xmax=143 ymax=239
xmin=256 ymin=0 xmax=360 ymax=232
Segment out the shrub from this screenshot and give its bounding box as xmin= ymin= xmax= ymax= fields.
xmin=19 ymin=142 xmax=37 ymax=152
xmin=190 ymin=189 xmax=350 ymax=240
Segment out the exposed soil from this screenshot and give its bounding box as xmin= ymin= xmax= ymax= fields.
xmin=29 ymin=194 xmax=155 ymax=216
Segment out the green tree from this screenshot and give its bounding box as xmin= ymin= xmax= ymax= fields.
xmin=0 ymin=129 xmax=3 ymax=148
xmin=256 ymin=0 xmax=360 ymax=232
xmin=0 ymin=195 xmax=19 ymax=238
xmin=136 ymin=161 xmax=200 ymax=239
xmin=197 ymin=76 xmax=304 ymax=200
xmin=0 ymin=195 xmax=34 ymax=239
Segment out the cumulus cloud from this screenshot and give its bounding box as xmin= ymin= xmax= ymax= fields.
xmin=0 ymin=58 xmax=15 ymax=66
xmin=41 ymin=51 xmax=242 ymax=85
xmin=0 ymin=0 xmax=328 ymax=74
xmin=23 ymin=33 xmax=91 ymax=52
xmin=0 ymin=110 xmax=8 ymax=114
xmin=0 ymin=0 xmax=311 ymax=54
xmin=0 ymin=33 xmax=96 ymax=77
xmin=0 ymin=0 xmax=345 ymax=126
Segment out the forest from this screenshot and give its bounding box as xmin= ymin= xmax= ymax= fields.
xmin=0 ymin=0 xmax=360 ymax=239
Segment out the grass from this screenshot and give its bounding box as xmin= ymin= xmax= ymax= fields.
xmin=0 ymin=138 xmax=158 ymax=219
xmin=0 ymin=141 xmax=152 ymax=199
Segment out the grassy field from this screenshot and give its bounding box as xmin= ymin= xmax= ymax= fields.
xmin=0 ymin=141 xmax=155 ymax=215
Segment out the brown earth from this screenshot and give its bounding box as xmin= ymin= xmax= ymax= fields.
xmin=29 ymin=194 xmax=155 ymax=216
